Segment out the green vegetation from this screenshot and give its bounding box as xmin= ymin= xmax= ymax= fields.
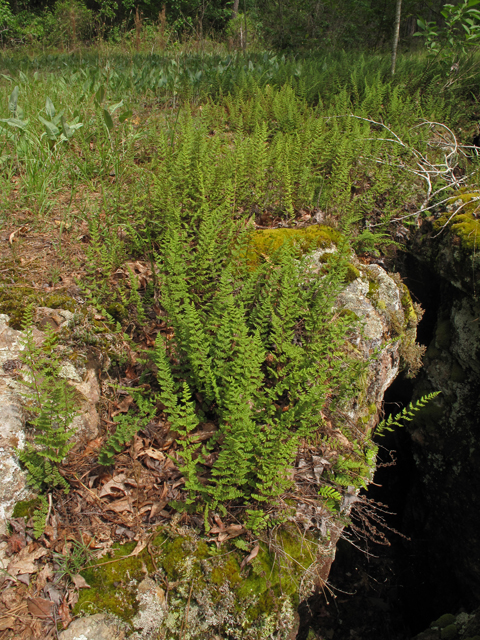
xmin=16 ymin=306 xmax=79 ymax=495
xmin=75 ymin=523 xmax=317 ymax=636
xmin=3 ymin=41 xmax=470 ymax=532
xmin=1 ymin=11 xmax=477 ymax=630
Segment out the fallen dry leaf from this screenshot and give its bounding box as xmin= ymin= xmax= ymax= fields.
xmin=0 ymin=617 xmax=15 ymax=631
xmin=240 ymin=543 xmax=260 ymax=570
xmin=44 ymin=583 xmax=62 ymax=605
xmin=7 ymin=532 xmax=26 ymax=555
xmin=27 ymin=596 xmax=54 ymax=619
xmin=36 ymin=564 xmax=54 ymax=591
xmin=124 ymin=364 xmax=137 ymax=380
xmin=7 ymin=546 xmax=48 ymax=577
xmin=58 ymin=598 xmax=72 ymax=629
xmin=149 ymin=501 xmax=168 ymax=520
xmin=111 ymin=395 xmax=134 ymax=416
xmin=98 ymin=475 xmax=127 ymax=498
xmin=9 ymin=224 xmax=29 ymax=244
xmin=83 ymin=437 xmax=103 ymax=455
xmin=72 ymin=574 xmax=90 ymax=590
xmin=143 ymin=447 xmax=165 ymax=462
xmin=105 ymin=497 xmax=133 ymax=513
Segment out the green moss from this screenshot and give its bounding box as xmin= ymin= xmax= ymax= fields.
xmin=0 ymin=286 xmax=42 ymax=329
xmin=12 ymin=499 xmax=41 ymax=519
xmin=211 ymin=555 xmax=242 ymax=585
xmin=367 ymin=280 xmax=379 ymax=298
xmin=400 ymin=287 xmax=417 ymax=329
xmin=246 ymin=225 xmax=341 ymax=268
xmin=345 ymin=263 xmax=360 ymax=283
xmin=74 ymin=524 xmax=317 ymax=636
xmin=74 ymin=541 xmax=155 ymax=622
xmin=451 ymin=214 xmax=480 ymax=251
xmin=44 ymin=294 xmax=76 ymax=312
xmin=338 ymin=308 xmax=360 ymax=321
xmin=106 ymin=303 xmax=127 ymax=322
xmin=440 ymin=624 xmax=458 ymax=639
xmin=432 ymin=613 xmax=456 ymax=628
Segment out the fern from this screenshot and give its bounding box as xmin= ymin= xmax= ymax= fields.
xmin=376 ymin=391 xmax=441 ymax=437
xmin=16 ymin=306 xmax=79 ymax=493
xmin=98 ymin=393 xmax=156 ymax=466
xmin=32 ymin=495 xmax=49 ymax=539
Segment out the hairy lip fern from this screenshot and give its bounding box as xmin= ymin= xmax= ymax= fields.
xmin=98 ymin=188 xmax=368 ymax=530
xmin=16 ymin=306 xmax=79 ymax=494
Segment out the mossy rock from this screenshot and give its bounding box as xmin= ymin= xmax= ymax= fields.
xmin=344 ymin=263 xmax=360 ymax=283
xmin=436 ymin=319 xmax=452 ymax=350
xmin=432 ymin=614 xmax=456 ymax=629
xmin=106 ymin=303 xmax=127 ymax=322
xmin=75 ymin=523 xmax=317 ymax=638
xmin=450 ymin=360 xmax=466 ymax=383
xmin=0 ymin=285 xmax=42 ymax=329
xmin=440 ymin=624 xmax=458 ymax=639
xmin=246 ymin=225 xmax=341 ymax=268
xmin=44 ymin=293 xmax=76 ymax=312
xmin=12 ymin=498 xmax=42 ymax=519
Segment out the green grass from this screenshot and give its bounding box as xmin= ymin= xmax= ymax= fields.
xmin=1 ymin=48 xmax=478 ymax=242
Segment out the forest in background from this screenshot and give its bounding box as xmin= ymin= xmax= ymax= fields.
xmin=0 ymin=0 xmax=472 ymax=52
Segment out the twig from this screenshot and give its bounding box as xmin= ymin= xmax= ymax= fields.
xmin=46 ymin=493 xmax=53 ymax=528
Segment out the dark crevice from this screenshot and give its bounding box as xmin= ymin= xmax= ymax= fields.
xmin=298 ymin=253 xmax=465 ymax=640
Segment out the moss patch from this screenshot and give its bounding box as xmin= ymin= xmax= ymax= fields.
xmin=74 ymin=524 xmax=318 ymax=636
xmin=12 ymin=499 xmax=42 ymax=519
xmin=0 ymin=286 xmax=42 ymax=329
xmin=44 ymin=294 xmax=76 ymax=312
xmin=246 ymin=225 xmax=341 ymax=268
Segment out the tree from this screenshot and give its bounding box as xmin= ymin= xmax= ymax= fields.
xmin=391 ymin=0 xmax=402 ymax=74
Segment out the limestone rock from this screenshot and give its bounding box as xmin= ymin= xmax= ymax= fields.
xmin=58 ymin=613 xmax=126 ymax=640
xmin=0 ymin=315 xmax=32 ymax=547
xmin=0 ymin=312 xmax=100 ymax=553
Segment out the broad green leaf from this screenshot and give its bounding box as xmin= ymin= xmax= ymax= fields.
xmin=103 ymin=108 xmax=113 ymax=131
xmin=110 ymin=100 xmax=124 ymax=114
xmin=19 ymin=71 xmax=28 ymax=85
xmin=1 ymin=117 xmax=29 ymax=130
xmin=61 ymin=116 xmax=73 ymax=139
xmin=38 ymin=115 xmax=59 ymax=139
xmin=119 ymin=109 xmax=133 ymax=123
xmin=45 ymin=97 xmax=55 ymax=120
xmin=95 ymin=85 xmax=106 ymax=105
xmin=8 ymin=86 xmax=19 ymax=116
xmin=467 ymin=0 xmax=480 ymax=7
xmin=0 ymin=74 xmax=12 ymax=82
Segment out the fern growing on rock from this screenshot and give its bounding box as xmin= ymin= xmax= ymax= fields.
xmin=16 ymin=306 xmax=79 ymax=493
xmin=138 ymin=205 xmax=364 ymax=527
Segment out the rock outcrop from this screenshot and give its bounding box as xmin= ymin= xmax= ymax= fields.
xmin=0 ymin=310 xmax=101 ymax=563
xmin=60 ymin=251 xmax=420 ymax=640
xmin=402 ymin=216 xmax=480 ymax=607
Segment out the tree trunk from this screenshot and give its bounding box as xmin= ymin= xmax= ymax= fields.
xmin=391 ymin=0 xmax=402 ymax=75
xmin=232 ymin=0 xmax=239 ymax=18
